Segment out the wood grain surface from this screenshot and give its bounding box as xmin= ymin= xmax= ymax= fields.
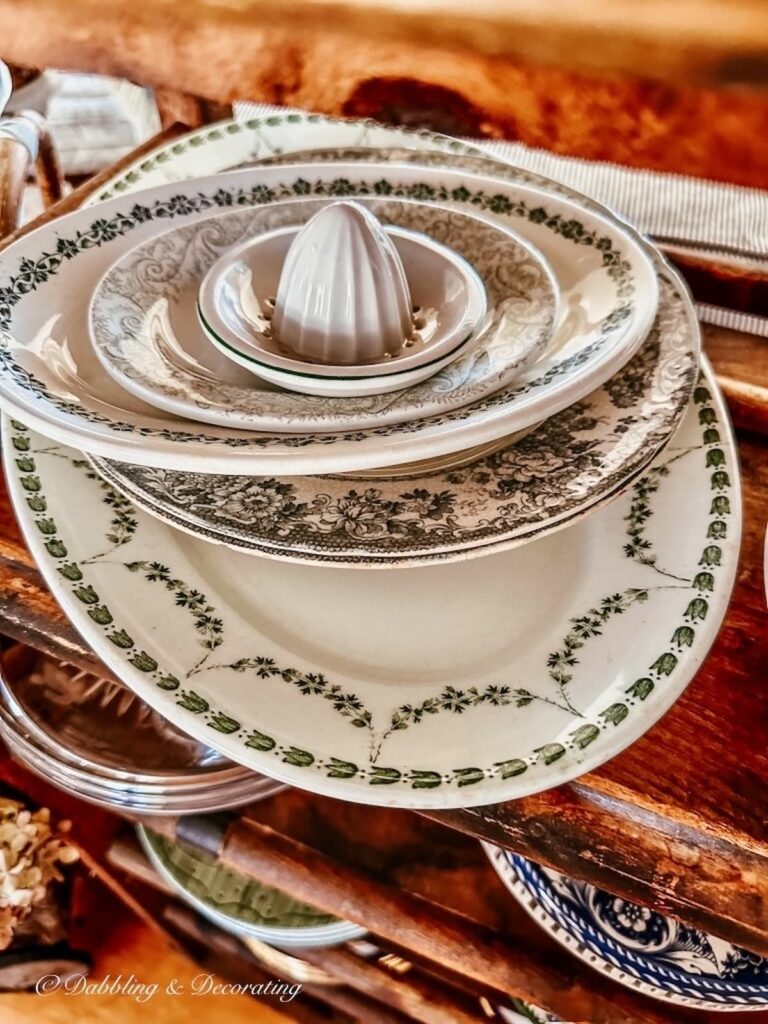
xmin=3 ymin=1 xmax=768 ymax=188
xmin=149 ymin=791 xmax=768 ymax=1024
xmin=0 ymin=139 xmax=30 ymax=238
xmin=4 ymin=740 xmax=768 ymax=1024
xmin=0 ymin=897 xmax=291 ymax=1024
xmin=2 ymin=0 xmax=768 ymax=88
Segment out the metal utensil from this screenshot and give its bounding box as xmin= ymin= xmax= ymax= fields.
xmin=0 ymin=61 xmax=11 ymax=117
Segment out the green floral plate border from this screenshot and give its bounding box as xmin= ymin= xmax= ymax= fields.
xmin=93 ymin=113 xmax=476 ymax=203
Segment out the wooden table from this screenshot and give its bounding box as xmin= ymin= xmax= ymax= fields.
xmin=0 ymin=119 xmax=766 ymax=1022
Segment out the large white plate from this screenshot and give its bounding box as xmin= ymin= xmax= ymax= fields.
xmin=89 ymin=197 xmax=557 ymax=431
xmin=0 ymin=161 xmax=657 ymax=474
xmin=3 ymin=361 xmax=740 ymax=808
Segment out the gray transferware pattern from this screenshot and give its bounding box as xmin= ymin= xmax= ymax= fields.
xmin=90 ymin=198 xmax=557 ymax=430
xmin=90 ymin=270 xmax=697 ymax=566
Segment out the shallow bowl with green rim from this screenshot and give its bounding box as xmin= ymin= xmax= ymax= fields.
xmin=195 ymin=318 xmax=472 ymax=397
xmin=198 ymin=221 xmax=488 ymax=386
xmin=138 ymin=825 xmax=367 ymax=948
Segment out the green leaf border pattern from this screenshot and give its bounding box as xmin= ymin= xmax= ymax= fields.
xmin=7 ymin=377 xmax=729 ymax=792
xmin=70 ymin=458 xmax=139 ymax=558
xmin=1 ymin=163 xmax=634 ymax=451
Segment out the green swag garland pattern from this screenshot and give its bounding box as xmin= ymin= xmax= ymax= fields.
xmin=7 ymin=380 xmax=730 ymax=792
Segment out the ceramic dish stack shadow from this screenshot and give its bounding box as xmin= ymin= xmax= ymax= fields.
xmin=138 ymin=825 xmax=367 ymax=948
xmin=0 ymin=647 xmax=286 ymax=814
xmin=0 ymin=112 xmax=737 ymax=814
xmin=485 ymin=843 xmax=768 ymax=1013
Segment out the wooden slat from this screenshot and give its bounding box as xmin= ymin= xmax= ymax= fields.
xmin=704 ymin=324 xmax=768 ymax=432
xmin=1 ymin=0 xmax=768 ymax=90
xmin=146 ymin=814 xmax=706 ymax=1024
xmin=288 ymin=946 xmax=486 ymax=1024
xmin=0 ymin=124 xmax=186 ymax=255
xmin=163 ymin=903 xmax=366 ymax=1024
xmin=672 ymin=251 xmax=768 ymax=319
xmin=5 ymin=9 xmax=768 ymax=192
xmin=109 ymin=830 xmax=511 ymax=1024
xmin=9 ymin=745 xmax=768 ymax=1024
xmin=0 ymin=138 xmax=30 ymax=237
xmin=139 ymin=802 xmax=768 ymax=1024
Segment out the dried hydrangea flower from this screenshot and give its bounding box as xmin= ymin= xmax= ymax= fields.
xmin=0 ymin=798 xmax=78 ymax=950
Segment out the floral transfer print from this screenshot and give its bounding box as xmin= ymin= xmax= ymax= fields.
xmin=0 ymin=170 xmax=640 ymax=452
xmin=505 ymin=853 xmax=768 ymax=1007
xmin=94 ymin=274 xmax=697 ymax=562
xmin=90 ymin=199 xmax=557 ymax=429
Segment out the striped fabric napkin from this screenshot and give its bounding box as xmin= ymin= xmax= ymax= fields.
xmin=235 ymin=101 xmax=768 ymax=337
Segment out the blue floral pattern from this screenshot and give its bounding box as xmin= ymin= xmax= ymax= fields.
xmin=491 ymin=849 xmax=768 ymax=1010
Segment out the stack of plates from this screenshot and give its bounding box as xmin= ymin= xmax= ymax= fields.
xmin=486 ymin=844 xmax=768 ymax=1014
xmin=138 ymin=825 xmax=366 ymax=948
xmin=0 ymin=650 xmax=284 ymax=814
xmin=0 ymin=112 xmax=740 ymax=810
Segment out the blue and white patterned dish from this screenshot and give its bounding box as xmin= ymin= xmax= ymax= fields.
xmin=486 ymin=844 xmax=768 ymax=1012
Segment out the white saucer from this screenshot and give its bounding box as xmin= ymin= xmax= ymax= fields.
xmin=198 ymin=221 xmax=487 ymax=387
